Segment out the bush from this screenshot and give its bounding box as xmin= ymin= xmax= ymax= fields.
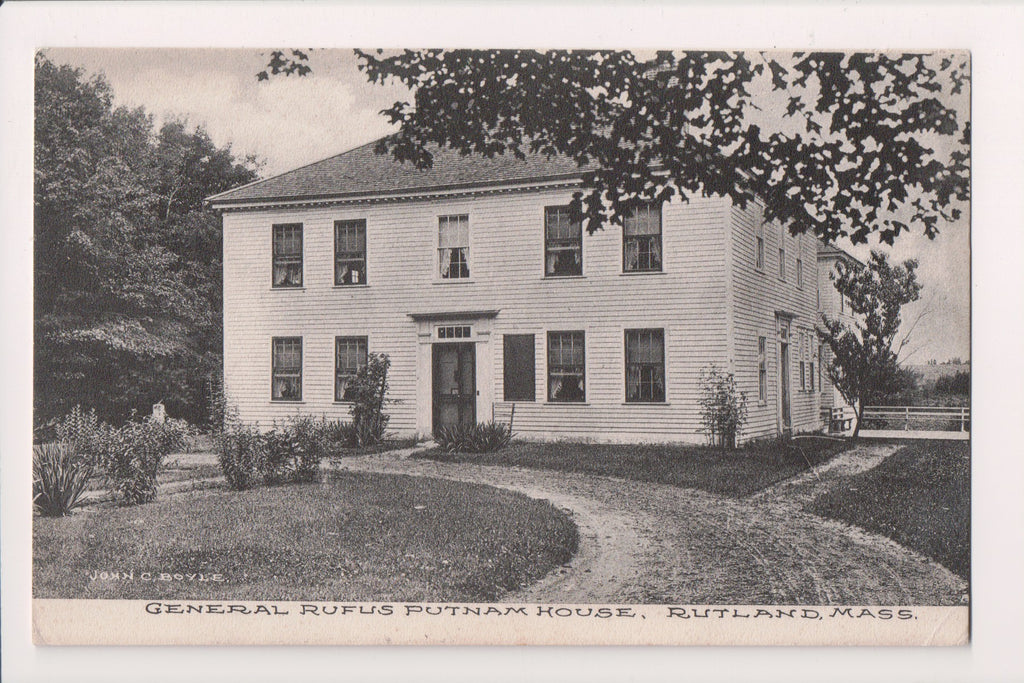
xmin=935 ymin=370 xmax=970 ymax=395
xmin=33 ymin=441 xmax=94 ymax=516
xmin=215 ymin=423 xmax=265 ymax=490
xmin=347 ymin=353 xmax=392 ymax=447
xmin=698 ymin=365 xmax=748 ymax=449
xmin=261 ymin=416 xmax=330 ymax=485
xmin=92 ymin=416 xmax=189 ymax=505
xmin=436 ymin=421 xmax=513 ymax=455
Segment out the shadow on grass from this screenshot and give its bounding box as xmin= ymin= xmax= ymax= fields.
xmin=415 ymin=436 xmax=851 ymax=497
xmin=807 ymin=440 xmax=969 ymax=579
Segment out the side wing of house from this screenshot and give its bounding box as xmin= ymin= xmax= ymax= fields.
xmin=816 ymin=248 xmax=859 ymax=420
xmin=728 ymin=199 xmax=823 ymax=440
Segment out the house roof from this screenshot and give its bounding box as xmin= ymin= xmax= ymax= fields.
xmin=206 ymin=138 xmax=593 ymax=206
xmin=817 ymin=240 xmax=865 ymax=267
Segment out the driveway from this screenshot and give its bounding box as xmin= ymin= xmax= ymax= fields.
xmin=333 ymin=444 xmax=968 ymax=605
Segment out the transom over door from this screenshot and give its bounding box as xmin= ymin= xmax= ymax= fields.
xmin=432 ymin=342 xmax=476 ymax=434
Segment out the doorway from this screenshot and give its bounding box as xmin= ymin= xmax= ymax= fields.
xmin=778 ymin=317 xmax=792 ymax=432
xmin=432 ymin=342 xmax=476 ymax=434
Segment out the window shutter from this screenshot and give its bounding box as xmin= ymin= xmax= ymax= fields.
xmin=503 ymin=334 xmax=536 ymax=401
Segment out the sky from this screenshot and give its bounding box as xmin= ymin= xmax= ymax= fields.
xmin=42 ymin=48 xmax=971 ymax=363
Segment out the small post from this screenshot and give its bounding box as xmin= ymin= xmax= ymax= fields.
xmin=905 ymin=406 xmax=910 ymax=431
xmin=151 ymin=402 xmax=167 ymax=424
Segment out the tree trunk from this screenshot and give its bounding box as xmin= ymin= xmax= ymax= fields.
xmin=851 ymin=401 xmax=864 ymax=440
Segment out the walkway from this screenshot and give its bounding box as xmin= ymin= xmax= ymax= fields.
xmin=332 ymin=444 xmax=968 ymax=605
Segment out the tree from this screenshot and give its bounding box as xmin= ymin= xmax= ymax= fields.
xmin=261 ymin=49 xmax=969 ymax=245
xmin=34 ymin=54 xmax=258 ymax=426
xmin=818 ymin=251 xmax=922 ymax=438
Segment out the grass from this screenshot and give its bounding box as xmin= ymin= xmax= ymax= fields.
xmin=807 ymin=440 xmax=970 ymax=579
xmin=416 ymin=436 xmax=851 ymax=497
xmin=33 ymin=471 xmax=579 ymax=602
xmin=327 ymin=437 xmax=421 ymax=458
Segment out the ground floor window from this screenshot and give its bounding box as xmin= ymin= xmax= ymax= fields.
xmin=335 ymin=336 xmax=368 ymax=401
xmin=271 ymin=337 xmax=302 ymax=401
xmin=503 ymin=334 xmax=536 ymax=401
xmin=625 ymin=328 xmax=665 ymax=402
xmin=758 ymin=336 xmax=768 ymax=404
xmin=547 ymin=331 xmax=585 ymax=402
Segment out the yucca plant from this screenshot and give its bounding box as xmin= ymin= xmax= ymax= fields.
xmin=33 ymin=441 xmax=93 ymax=516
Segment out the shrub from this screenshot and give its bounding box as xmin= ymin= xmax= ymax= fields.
xmin=261 ymin=416 xmax=329 ymax=485
xmin=33 ymin=441 xmax=93 ymax=516
xmin=436 ymin=421 xmax=513 ymax=455
xmin=347 ymin=353 xmax=392 ymax=447
xmin=698 ymin=365 xmax=748 ymax=449
xmin=215 ymin=423 xmax=266 ymax=490
xmin=935 ymin=370 xmax=970 ymax=395
xmin=93 ymin=416 xmax=188 ymax=505
xmin=48 ymin=405 xmax=103 ymax=453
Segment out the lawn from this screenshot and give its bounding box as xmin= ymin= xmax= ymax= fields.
xmin=34 ymin=471 xmax=579 ymax=602
xmin=807 ymin=440 xmax=970 ymax=579
xmin=417 ymin=436 xmax=851 ymax=497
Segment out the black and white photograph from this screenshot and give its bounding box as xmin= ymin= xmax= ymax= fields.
xmin=4 ymin=2 xmax=1024 ymax=680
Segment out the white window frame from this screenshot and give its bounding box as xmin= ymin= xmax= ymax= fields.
xmin=438 ymin=214 xmax=471 ymax=281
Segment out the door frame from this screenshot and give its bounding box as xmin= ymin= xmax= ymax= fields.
xmin=776 ymin=315 xmax=793 ymax=434
xmin=431 ymin=341 xmax=476 ymax=434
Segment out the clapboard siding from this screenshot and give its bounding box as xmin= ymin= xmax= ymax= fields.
xmin=728 ymin=199 xmax=823 ymax=441
xmin=817 ymin=254 xmax=857 ymax=414
xmin=224 ymin=187 xmax=731 ymax=442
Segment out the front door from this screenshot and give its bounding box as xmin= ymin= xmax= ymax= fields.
xmin=778 ymin=319 xmax=792 ymax=432
xmin=432 ymin=343 xmax=476 ymax=434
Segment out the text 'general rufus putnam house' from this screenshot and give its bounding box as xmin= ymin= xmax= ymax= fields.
xmin=208 ymin=140 xmax=847 ymax=444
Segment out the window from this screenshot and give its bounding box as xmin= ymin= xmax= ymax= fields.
xmin=547 ymin=331 xmax=585 ymax=402
xmin=758 ymin=336 xmax=767 ymax=404
xmin=335 ymin=336 xmax=367 ymax=402
xmin=623 ymin=204 xmax=662 ymax=272
xmin=818 ymin=344 xmax=824 ymax=391
xmin=796 ymin=257 xmax=803 ymax=289
xmin=272 ymin=223 xmax=303 ymax=287
xmin=271 ymin=337 xmax=302 ymax=401
xmin=544 ymin=206 xmax=583 ymax=276
xmin=755 ymin=210 xmax=765 ymax=271
xmin=625 ymin=329 xmax=666 ymax=403
xmin=438 ymin=214 xmax=470 ymax=279
xmin=503 ymin=334 xmax=536 ymax=401
xmin=778 ymin=246 xmax=786 ymax=281
xmin=437 ymin=325 xmax=471 ymax=339
xmin=334 ymin=220 xmax=367 ymax=285
xmin=840 ymin=291 xmax=845 ymax=313
xmin=809 ymin=337 xmax=816 ymax=393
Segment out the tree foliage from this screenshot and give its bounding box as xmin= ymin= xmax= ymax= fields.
xmin=34 ymin=54 xmax=259 ymax=426
xmin=262 ymin=49 xmax=969 ymax=245
xmin=818 ymin=252 xmax=922 ymax=437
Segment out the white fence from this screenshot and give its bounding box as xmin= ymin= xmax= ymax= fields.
xmin=856 ymin=405 xmax=970 ymax=440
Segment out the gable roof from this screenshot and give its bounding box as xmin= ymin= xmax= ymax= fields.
xmin=206 ymin=138 xmax=592 ymax=206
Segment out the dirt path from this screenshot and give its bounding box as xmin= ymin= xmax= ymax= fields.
xmin=332 ymin=444 xmax=968 ymax=605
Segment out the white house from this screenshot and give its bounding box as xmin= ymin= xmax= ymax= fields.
xmin=207 ymin=140 xmax=828 ymax=444
xmin=816 ymin=242 xmax=864 ymax=430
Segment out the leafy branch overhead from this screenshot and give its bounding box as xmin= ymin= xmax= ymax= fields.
xmin=261 ymin=49 xmax=969 ymax=245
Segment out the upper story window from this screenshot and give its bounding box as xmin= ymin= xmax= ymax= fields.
xmin=754 ymin=209 xmax=765 ymax=272
xmin=625 ymin=329 xmax=666 ymax=403
xmin=547 ymin=331 xmax=585 ymax=402
xmin=271 ymin=336 xmax=302 ymax=401
xmin=544 ymin=206 xmax=583 ymax=277
xmin=335 ymin=219 xmax=367 ymax=286
xmin=272 ymin=223 xmax=303 ymax=288
xmin=335 ymin=336 xmax=367 ymax=401
xmin=438 ymin=214 xmax=470 ymax=280
xmin=796 ymin=257 xmax=803 ymax=289
xmin=778 ymin=246 xmax=786 ymax=281
xmin=623 ymin=203 xmax=662 ymax=273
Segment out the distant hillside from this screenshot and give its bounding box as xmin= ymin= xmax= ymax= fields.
xmin=905 ymin=364 xmax=970 ymax=389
